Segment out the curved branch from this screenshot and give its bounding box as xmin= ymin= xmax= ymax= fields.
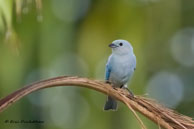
xmin=0 ymin=76 xmax=193 ymax=129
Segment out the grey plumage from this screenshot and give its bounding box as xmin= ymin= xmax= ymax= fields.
xmin=104 ymin=39 xmax=136 ymax=111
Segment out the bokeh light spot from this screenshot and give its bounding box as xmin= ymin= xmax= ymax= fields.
xmin=41 ymin=87 xmax=90 ymax=129
xmin=51 ymin=0 xmax=90 ymax=22
xmin=171 ymin=28 xmax=194 ymax=67
xmin=146 ymin=72 xmax=184 ymax=108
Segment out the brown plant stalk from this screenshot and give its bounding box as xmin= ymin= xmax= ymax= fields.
xmin=0 ymin=76 xmax=193 ymax=129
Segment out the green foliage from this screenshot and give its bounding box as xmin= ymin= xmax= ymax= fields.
xmin=0 ymin=0 xmax=12 ymax=33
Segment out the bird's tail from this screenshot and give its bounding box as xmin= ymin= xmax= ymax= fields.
xmin=104 ymin=96 xmax=117 ymax=111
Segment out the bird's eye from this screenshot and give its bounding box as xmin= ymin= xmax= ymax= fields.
xmin=119 ymin=43 xmax=123 ymax=46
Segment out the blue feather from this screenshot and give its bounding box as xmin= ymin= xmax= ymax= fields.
xmin=105 ymin=63 xmax=111 ymax=81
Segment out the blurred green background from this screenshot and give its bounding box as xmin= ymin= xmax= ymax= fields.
xmin=0 ymin=0 xmax=194 ymax=129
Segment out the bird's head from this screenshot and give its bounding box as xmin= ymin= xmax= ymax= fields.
xmin=109 ymin=39 xmax=133 ymax=55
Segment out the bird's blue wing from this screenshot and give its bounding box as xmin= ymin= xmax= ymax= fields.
xmin=105 ymin=56 xmax=112 ymax=81
xmin=105 ymin=64 xmax=111 ymax=81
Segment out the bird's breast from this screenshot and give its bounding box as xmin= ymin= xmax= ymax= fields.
xmin=109 ymin=55 xmax=134 ymax=87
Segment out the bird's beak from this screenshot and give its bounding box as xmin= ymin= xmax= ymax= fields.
xmin=109 ymin=43 xmax=118 ymax=48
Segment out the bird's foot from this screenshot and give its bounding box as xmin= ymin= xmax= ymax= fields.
xmin=122 ymin=87 xmax=134 ymax=98
xmin=105 ymin=80 xmax=111 ymax=84
xmin=113 ymin=87 xmax=118 ymax=90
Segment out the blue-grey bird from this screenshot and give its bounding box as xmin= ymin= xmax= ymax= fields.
xmin=104 ymin=39 xmax=136 ymax=111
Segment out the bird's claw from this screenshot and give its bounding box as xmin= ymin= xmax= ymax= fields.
xmin=105 ymin=80 xmax=111 ymax=84
xmin=123 ymin=87 xmax=134 ymax=98
xmin=113 ymin=87 xmax=117 ymax=90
